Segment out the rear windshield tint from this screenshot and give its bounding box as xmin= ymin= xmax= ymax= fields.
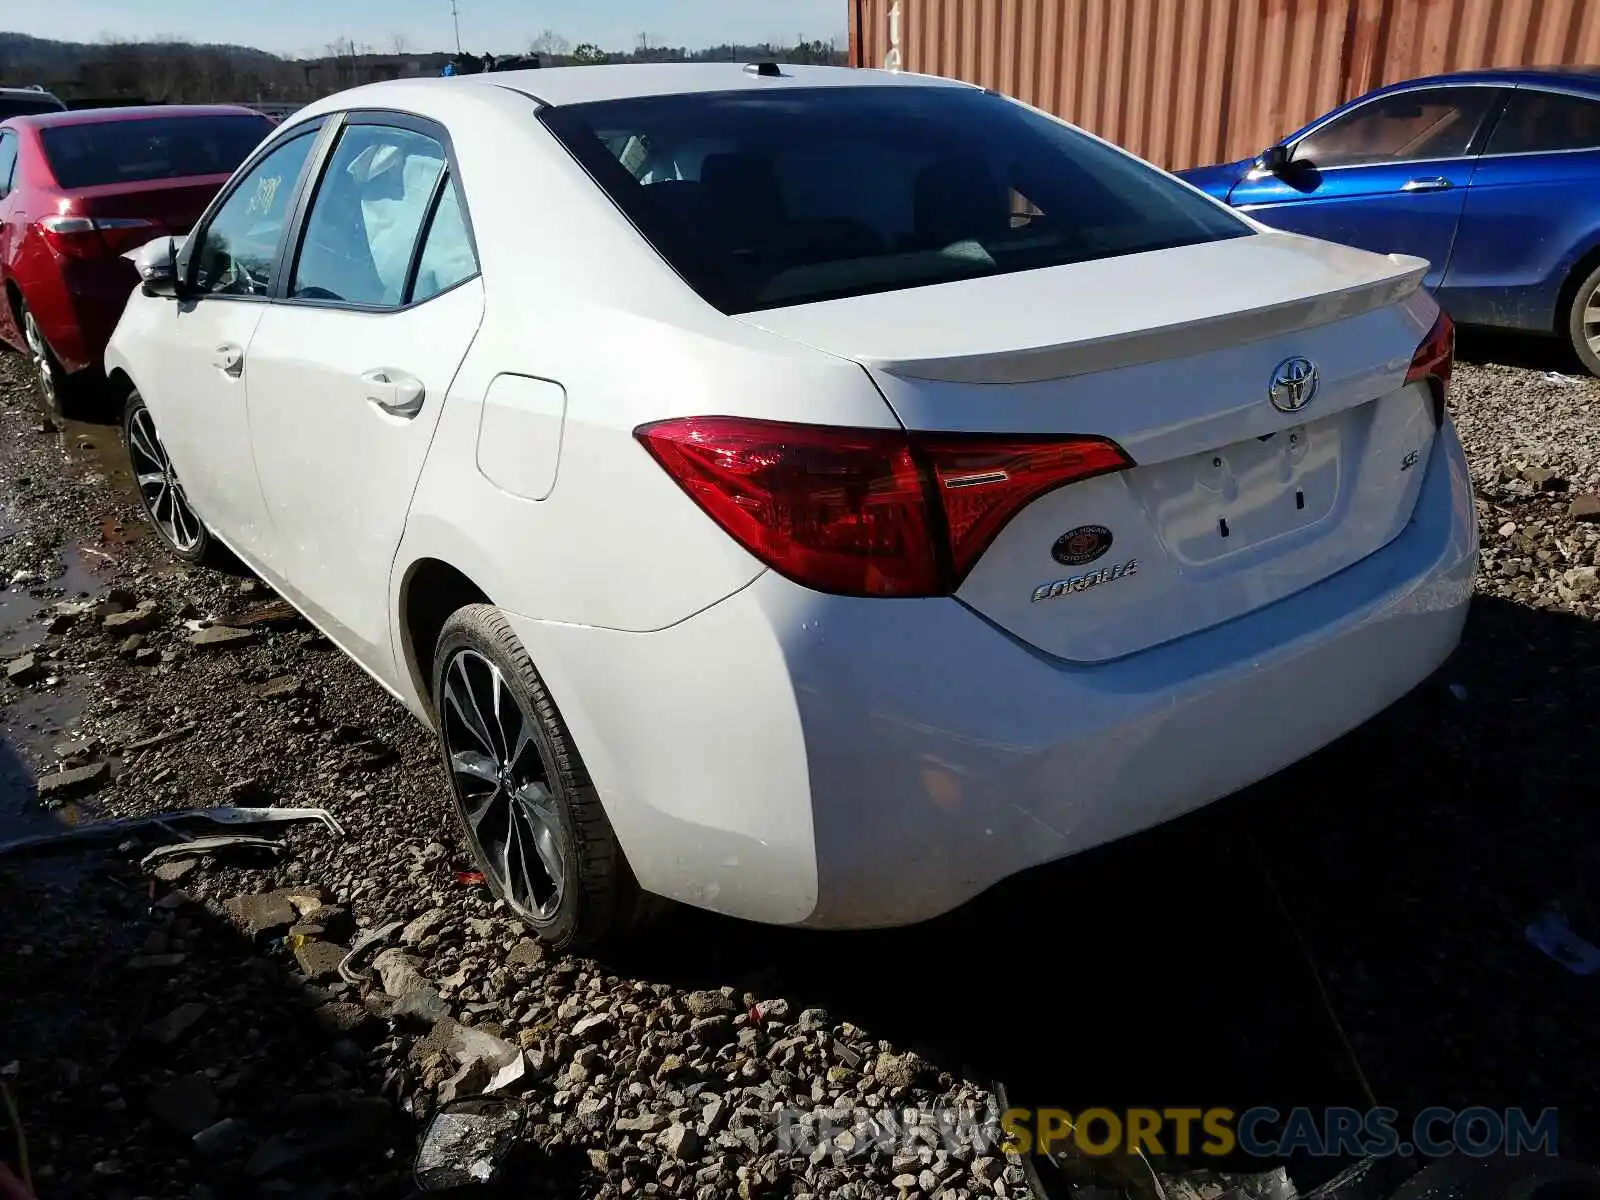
xmin=40 ymin=114 xmax=273 ymax=189
xmin=540 ymin=86 xmax=1251 ymax=313
xmin=0 ymin=95 xmax=66 ymax=120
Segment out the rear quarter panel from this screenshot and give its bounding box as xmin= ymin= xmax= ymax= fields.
xmin=1440 ymin=146 xmax=1600 ymax=330
xmin=387 ymin=89 xmax=898 ymax=702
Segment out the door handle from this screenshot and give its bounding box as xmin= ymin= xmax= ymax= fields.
xmin=1401 ymin=176 xmax=1453 ymax=193
xmin=360 ymin=368 xmax=426 ymax=419
xmin=212 ymin=343 xmax=244 ymax=377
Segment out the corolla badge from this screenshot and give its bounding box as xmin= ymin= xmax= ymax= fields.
xmin=1268 ymin=357 xmax=1319 ymax=413
xmin=1032 ymin=558 xmax=1139 ymax=604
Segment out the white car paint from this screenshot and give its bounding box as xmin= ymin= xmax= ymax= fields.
xmin=105 ymin=64 xmax=1477 ymax=930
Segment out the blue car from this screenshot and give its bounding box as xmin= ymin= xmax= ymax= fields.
xmin=1181 ymin=67 xmax=1600 ymax=373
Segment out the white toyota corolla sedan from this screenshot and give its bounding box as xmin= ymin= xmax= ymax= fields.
xmin=105 ymin=63 xmax=1478 ymax=948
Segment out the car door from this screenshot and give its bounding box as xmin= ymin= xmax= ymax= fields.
xmin=135 ymin=122 xmax=324 ymax=574
xmin=243 ymin=113 xmax=484 ymax=681
xmin=0 ymin=129 xmax=21 ymax=349
xmin=1440 ymin=86 xmax=1600 ymax=330
xmin=1226 ymin=85 xmax=1504 ymax=288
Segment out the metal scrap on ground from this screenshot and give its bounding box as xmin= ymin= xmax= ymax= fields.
xmin=0 ymin=805 xmax=345 ymax=857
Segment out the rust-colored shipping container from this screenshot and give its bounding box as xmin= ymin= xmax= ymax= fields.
xmin=849 ymin=0 xmax=1600 ymax=170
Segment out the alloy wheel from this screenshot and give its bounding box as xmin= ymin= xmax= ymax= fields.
xmin=1584 ymin=282 xmax=1600 ymax=357
xmin=127 ymin=407 xmax=204 ymax=553
xmin=21 ymin=309 xmax=55 ymax=410
xmin=440 ymin=648 xmax=568 ymax=922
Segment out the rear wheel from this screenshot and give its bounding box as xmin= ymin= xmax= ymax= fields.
xmin=19 ymin=302 xmax=79 ymax=417
xmin=1565 ymin=261 xmax=1600 ymax=376
xmin=432 ymin=604 xmax=645 ymax=951
xmin=123 ymin=390 xmax=222 ymax=566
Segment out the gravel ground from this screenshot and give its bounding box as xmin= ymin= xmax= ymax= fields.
xmin=0 ymin=343 xmax=1597 ymax=1200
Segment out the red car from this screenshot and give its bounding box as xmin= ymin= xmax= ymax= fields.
xmin=0 ymin=104 xmax=275 ymax=414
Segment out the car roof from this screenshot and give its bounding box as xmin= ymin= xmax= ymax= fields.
xmin=4 ymin=103 xmax=270 ymax=131
xmin=298 ymin=62 xmax=971 ymax=119
xmin=1387 ymin=65 xmax=1600 ymax=91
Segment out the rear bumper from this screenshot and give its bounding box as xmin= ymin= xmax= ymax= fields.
xmin=22 ymin=258 xmax=137 ymax=374
xmin=503 ymin=421 xmax=1477 ymax=929
xmin=53 ymin=259 xmax=138 ymax=372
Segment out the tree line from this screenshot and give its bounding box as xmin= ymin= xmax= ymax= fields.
xmin=0 ymin=30 xmax=847 ymax=107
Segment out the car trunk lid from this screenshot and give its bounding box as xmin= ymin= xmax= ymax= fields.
xmin=737 ymin=233 xmax=1444 ymax=662
xmin=67 ymin=173 xmax=233 ymax=238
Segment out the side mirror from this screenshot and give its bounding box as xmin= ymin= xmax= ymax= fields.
xmin=413 ymin=1096 xmax=526 ymax=1192
xmin=127 ymin=235 xmax=186 ymax=299
xmin=1258 ymin=144 xmax=1290 ymax=174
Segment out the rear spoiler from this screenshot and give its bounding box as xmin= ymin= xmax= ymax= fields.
xmin=871 ymin=253 xmax=1428 ymax=385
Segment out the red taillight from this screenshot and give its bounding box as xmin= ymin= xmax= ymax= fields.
xmin=1405 ymin=309 xmax=1455 ymax=420
xmin=35 ymin=215 xmax=159 ymax=259
xmin=635 ymin=416 xmax=1133 ymax=598
xmin=918 ymin=434 xmax=1133 ymax=580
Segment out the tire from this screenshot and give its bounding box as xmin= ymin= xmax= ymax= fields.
xmin=431 ymin=604 xmax=645 ymax=951
xmin=1565 ymin=261 xmax=1600 ymax=376
xmin=19 ymin=300 xmax=82 ymax=418
xmin=122 ymin=390 xmax=223 ymax=566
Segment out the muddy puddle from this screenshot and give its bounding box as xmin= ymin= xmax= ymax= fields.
xmin=0 ymin=412 xmax=146 ymax=848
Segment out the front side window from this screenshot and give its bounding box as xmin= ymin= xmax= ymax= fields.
xmin=291 ymin=124 xmax=447 ymax=307
xmin=540 ymin=86 xmax=1250 ymax=313
xmin=190 ymin=130 xmax=317 ymax=297
xmin=1485 ymin=89 xmax=1600 ymax=155
xmin=39 ymin=114 xmax=273 ymax=189
xmin=1292 ymin=88 xmax=1497 ymax=169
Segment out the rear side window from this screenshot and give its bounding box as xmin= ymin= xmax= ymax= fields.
xmin=540 ymin=86 xmax=1249 ymax=313
xmin=0 ymin=95 xmax=64 ymax=120
xmin=39 ymin=114 xmax=273 ymax=188
xmin=1292 ymin=88 xmax=1497 ymax=169
xmin=0 ymin=132 xmax=17 ymax=197
xmin=292 ymin=124 xmax=448 ymax=307
xmin=411 ymin=177 xmax=478 ymax=302
xmin=1486 ymin=89 xmax=1600 ymax=155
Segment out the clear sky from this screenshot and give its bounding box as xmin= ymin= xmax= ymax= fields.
xmin=6 ymin=0 xmax=849 ymax=58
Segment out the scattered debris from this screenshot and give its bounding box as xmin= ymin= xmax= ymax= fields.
xmin=0 ymin=805 xmax=343 ymax=857
xmin=140 ymin=836 xmax=284 ymax=870
xmin=221 ymin=887 xmax=323 ymax=937
xmin=191 ymin=1117 xmax=248 ymax=1158
xmin=292 ymin=939 xmax=349 ymax=983
xmin=141 ymin=1002 xmax=209 ymax=1046
xmin=413 ymin=1098 xmax=525 ymax=1192
xmin=188 ymin=624 xmax=255 ymax=650
xmin=123 ymin=724 xmax=198 ymax=754
xmin=35 ymin=760 xmax=109 ymax=803
xmin=101 ymin=600 xmax=161 ymax=635
xmin=338 ymin=920 xmax=405 ymax=985
xmin=220 ymin=599 xmax=302 ymax=629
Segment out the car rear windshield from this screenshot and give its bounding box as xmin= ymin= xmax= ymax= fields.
xmin=0 ymin=95 xmax=65 ymax=120
xmin=540 ymin=85 xmax=1251 ymax=313
xmin=40 ymin=114 xmax=273 ymax=189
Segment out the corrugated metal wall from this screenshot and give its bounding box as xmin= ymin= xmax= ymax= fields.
xmin=849 ymin=0 xmax=1600 ymax=170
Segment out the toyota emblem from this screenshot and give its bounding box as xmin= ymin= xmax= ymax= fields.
xmin=1268 ymin=357 xmax=1319 ymax=413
